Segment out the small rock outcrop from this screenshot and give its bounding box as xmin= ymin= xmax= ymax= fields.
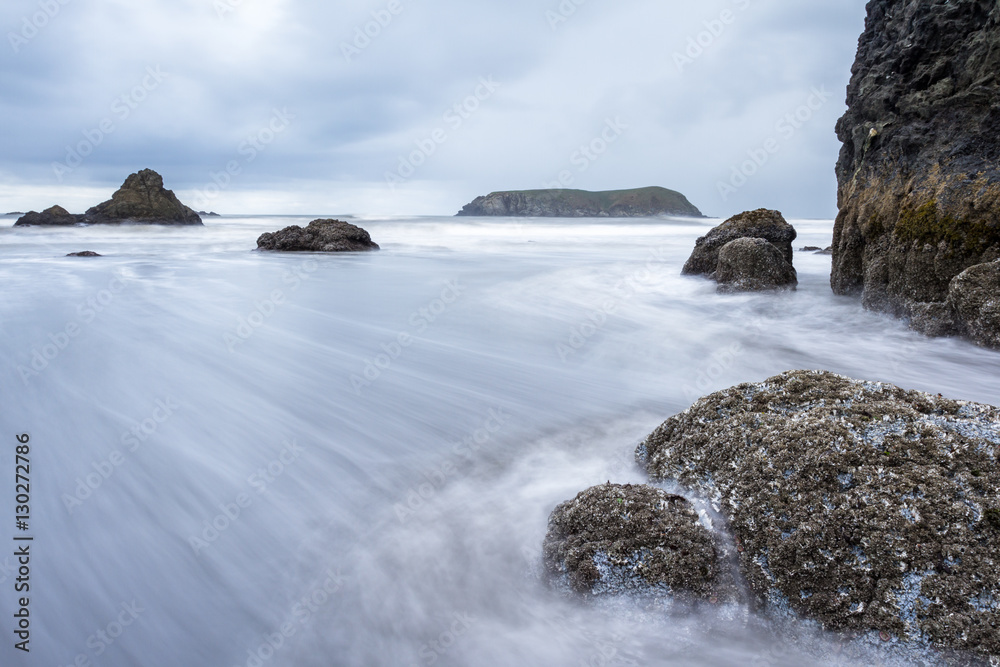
xmin=256 ymin=219 xmax=379 ymax=252
xmin=543 ymin=483 xmax=731 ymax=600
xmin=66 ymin=251 xmax=102 ymax=257
xmin=456 ymin=187 xmax=703 ymax=218
xmin=682 ymin=209 xmax=796 ymax=276
xmin=636 ymin=370 xmax=1000 ymax=659
xmin=14 ymin=170 xmax=202 ymax=226
xmin=831 ymin=1 xmax=1000 ymax=348
xmin=85 ymin=169 xmax=201 ymax=225
xmin=714 ymin=237 xmax=797 ymax=293
xmin=15 ymin=205 xmax=85 ymax=226
xmin=948 ymin=259 xmax=1000 ymax=349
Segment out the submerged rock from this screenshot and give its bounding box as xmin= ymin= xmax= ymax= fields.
xmin=256 ymin=219 xmax=379 ymax=252
xmin=682 ymin=209 xmax=797 ymax=277
xmin=543 ymin=483 xmax=734 ymax=601
xmin=831 ymin=1 xmax=1000 ymax=348
xmin=636 ymin=370 xmax=1000 ymax=659
xmin=456 ymin=187 xmax=703 ymax=218
xmin=948 ymin=260 xmax=1000 ymax=350
xmin=66 ymin=251 xmax=102 ymax=257
xmin=714 ymin=237 xmax=797 ymax=293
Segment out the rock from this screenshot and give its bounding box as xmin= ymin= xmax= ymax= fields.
xmin=456 ymin=187 xmax=703 ymax=218
xmin=714 ymin=238 xmax=797 ymax=293
xmin=543 ymin=483 xmax=732 ymax=601
xmin=85 ymin=169 xmax=202 ymax=225
xmin=66 ymin=251 xmax=102 ymax=257
xmin=831 ymin=1 xmax=1000 ymax=348
xmin=801 ymin=246 xmax=823 ymax=252
xmin=636 ymin=370 xmax=1000 ymax=659
xmin=15 ymin=205 xmax=85 ymax=226
xmin=948 ymin=260 xmax=1000 ymax=349
xmin=256 ymin=219 xmax=379 ymax=252
xmin=817 ymin=246 xmax=833 ymax=255
xmin=5 ymin=211 xmax=24 ymax=216
xmin=199 ymin=211 xmax=221 ymax=217
xmin=682 ymin=209 xmax=797 ymax=277
xmin=14 ymin=170 xmax=202 ymax=227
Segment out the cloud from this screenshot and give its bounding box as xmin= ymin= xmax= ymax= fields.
xmin=0 ymin=0 xmax=868 ymax=216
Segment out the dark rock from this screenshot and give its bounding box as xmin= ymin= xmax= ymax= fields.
xmin=948 ymin=260 xmax=1000 ymax=349
xmin=456 ymin=187 xmax=703 ymax=218
xmin=5 ymin=211 xmax=24 ymax=216
xmin=15 ymin=205 xmax=85 ymax=226
xmin=66 ymin=251 xmax=102 ymax=257
xmin=831 ymin=1 xmax=1000 ymax=349
xmin=636 ymin=370 xmax=1000 ymax=659
xmin=682 ymin=209 xmax=796 ymax=276
xmin=801 ymin=246 xmax=823 ymax=252
xmin=85 ymin=169 xmax=202 ymax=225
xmin=714 ymin=237 xmax=797 ymax=293
xmin=199 ymin=211 xmax=221 ymax=217
xmin=256 ymin=219 xmax=379 ymax=252
xmin=543 ymin=483 xmax=733 ymax=601
xmin=817 ymin=246 xmax=833 ymax=255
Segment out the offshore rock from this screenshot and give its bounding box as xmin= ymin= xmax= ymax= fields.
xmin=714 ymin=237 xmax=797 ymax=293
xmin=256 ymin=219 xmax=380 ymax=252
xmin=543 ymin=483 xmax=734 ymax=601
xmin=636 ymin=370 xmax=1000 ymax=660
xmin=14 ymin=205 xmax=85 ymax=226
xmin=682 ymin=209 xmax=796 ymax=277
xmin=831 ymin=0 xmax=1000 ymax=348
xmin=456 ymin=187 xmax=703 ymax=218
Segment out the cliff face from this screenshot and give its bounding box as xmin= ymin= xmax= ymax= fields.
xmin=456 ymin=187 xmax=703 ymax=218
xmin=832 ymin=0 xmax=1000 ymax=338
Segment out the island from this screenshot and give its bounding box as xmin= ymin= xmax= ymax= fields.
xmin=455 ymin=186 xmax=703 ymax=218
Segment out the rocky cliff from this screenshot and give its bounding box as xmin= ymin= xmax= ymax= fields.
xmin=456 ymin=187 xmax=703 ymax=218
xmin=831 ymin=0 xmax=1000 ymax=344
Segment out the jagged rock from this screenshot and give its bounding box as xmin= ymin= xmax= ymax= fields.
xmin=714 ymin=238 xmax=797 ymax=293
xmin=256 ymin=219 xmax=379 ymax=252
xmin=682 ymin=209 xmax=796 ymax=277
xmin=948 ymin=260 xmax=1000 ymax=349
xmin=636 ymin=370 xmax=1000 ymax=660
xmin=543 ymin=483 xmax=734 ymax=601
xmin=831 ymin=1 xmax=1000 ymax=348
xmin=456 ymin=187 xmax=703 ymax=218
xmin=66 ymin=251 xmax=102 ymax=257
xmin=86 ymin=169 xmax=201 ymax=225
xmin=15 ymin=205 xmax=85 ymax=226
xmin=14 ymin=170 xmax=202 ymax=226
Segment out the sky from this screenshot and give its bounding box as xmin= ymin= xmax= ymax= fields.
xmin=0 ymin=0 xmax=869 ymax=218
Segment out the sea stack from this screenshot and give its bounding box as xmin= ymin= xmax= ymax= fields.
xmin=831 ymin=1 xmax=1000 ymax=346
xmin=456 ymin=187 xmax=703 ymax=218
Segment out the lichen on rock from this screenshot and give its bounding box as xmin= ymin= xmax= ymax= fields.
xmin=636 ymin=370 xmax=1000 ymax=658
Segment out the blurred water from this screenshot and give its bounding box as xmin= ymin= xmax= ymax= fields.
xmin=0 ymin=215 xmax=997 ymax=666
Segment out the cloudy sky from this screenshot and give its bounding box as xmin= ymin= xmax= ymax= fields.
xmin=0 ymin=0 xmax=868 ymax=218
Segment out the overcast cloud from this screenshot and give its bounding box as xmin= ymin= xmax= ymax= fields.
xmin=0 ymin=0 xmax=868 ymax=217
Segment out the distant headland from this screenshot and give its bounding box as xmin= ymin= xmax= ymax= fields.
xmin=456 ymin=187 xmax=704 ymax=218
